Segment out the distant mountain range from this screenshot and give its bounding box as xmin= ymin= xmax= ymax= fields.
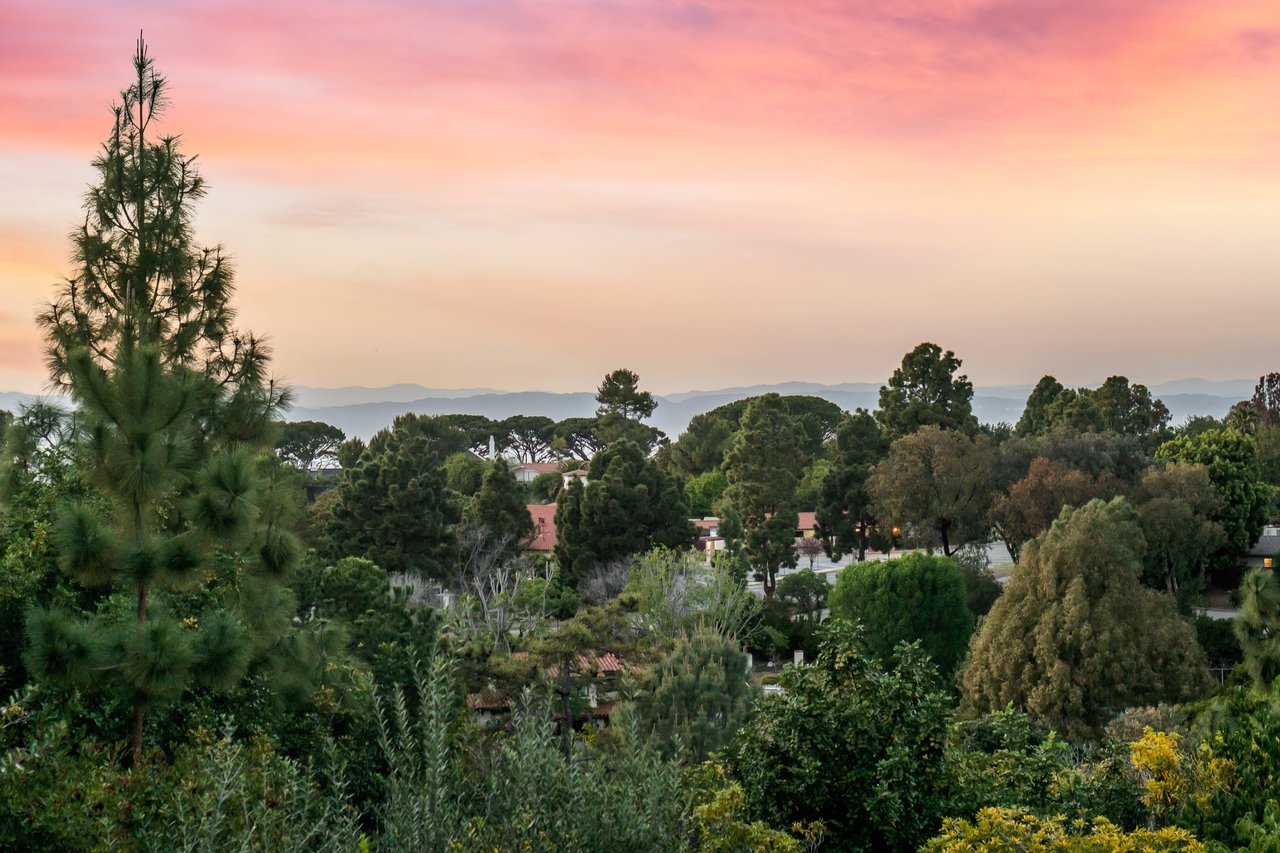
xmin=1 ymin=379 xmax=1256 ymax=441
xmin=280 ymin=379 xmax=1256 ymax=441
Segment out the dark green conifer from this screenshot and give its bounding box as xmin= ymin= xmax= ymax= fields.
xmin=634 ymin=629 xmax=755 ymax=763
xmin=1235 ymin=568 xmax=1280 ymax=692
xmin=25 ymin=39 xmax=300 ymax=765
xmin=723 ymin=394 xmax=806 ymax=596
xmin=553 ymin=440 xmax=694 ymax=587
xmin=468 ymin=457 xmax=536 ymax=557
xmin=326 ymin=414 xmax=462 ymax=582
xmin=815 ymin=409 xmax=888 ymax=562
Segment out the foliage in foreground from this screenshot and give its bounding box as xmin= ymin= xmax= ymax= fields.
xmin=629 ymin=628 xmax=757 ymax=763
xmin=0 ymin=715 xmax=361 ymax=852
xmin=376 ymin=657 xmax=691 ymax=850
xmin=727 ymin=621 xmax=951 ymax=852
xmin=923 ymin=807 xmax=1204 ymax=852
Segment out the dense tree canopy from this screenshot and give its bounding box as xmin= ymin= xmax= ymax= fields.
xmin=666 ymin=394 xmax=840 ymax=479
xmin=497 ymin=414 xmax=556 ymax=462
xmin=550 ymin=415 xmax=604 ymax=461
xmin=666 ymin=411 xmax=735 ymax=478
xmin=723 ymin=394 xmax=806 ymax=596
xmin=1092 ymin=375 xmax=1171 ymax=436
xmin=1016 ymin=376 xmax=1170 ymax=439
xmin=595 ymin=368 xmax=662 ymax=449
xmin=1015 ymin=375 xmax=1066 ymax=436
xmin=466 ymin=457 xmax=536 ymax=558
xmin=1131 ymin=462 xmax=1224 ymax=604
xmin=828 ymin=553 xmax=974 ymax=677
xmin=1032 ymin=429 xmax=1150 ymax=483
xmin=443 ymin=451 xmax=487 ymax=497
xmin=275 ymin=420 xmax=345 ymax=471
xmin=327 ymin=415 xmax=461 ymax=582
xmin=595 ymin=368 xmax=657 ymax=421
xmin=989 ymin=457 xmax=1115 ymax=563
xmin=816 ymin=409 xmax=889 ymax=561
xmin=727 ymin=622 xmax=952 ymax=852
xmin=553 ymin=440 xmax=695 ymax=587
xmin=775 ymin=568 xmax=829 ymax=623
xmin=1247 ymin=372 xmax=1280 ymax=428
xmin=294 ymin=555 xmax=439 ymax=687
xmin=0 ymin=406 xmax=84 ymax=693
xmin=877 ymin=342 xmax=978 ymax=439
xmin=960 ymin=498 xmax=1209 ymax=737
xmin=1155 ymin=428 xmax=1269 ymax=567
xmin=435 ymin=413 xmax=501 ymax=457
xmin=633 ymin=629 xmax=756 ymax=763
xmin=868 ymin=427 xmax=995 ymax=557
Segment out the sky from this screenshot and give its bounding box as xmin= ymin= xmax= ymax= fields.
xmin=3 ymin=1 xmax=1280 ymax=395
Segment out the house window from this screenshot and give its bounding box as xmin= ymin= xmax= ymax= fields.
xmin=1265 ymin=557 xmax=1274 ymax=569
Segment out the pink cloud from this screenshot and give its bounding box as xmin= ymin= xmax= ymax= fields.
xmin=5 ymin=1 xmax=1280 ymax=392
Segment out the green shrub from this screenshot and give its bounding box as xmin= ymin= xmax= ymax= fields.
xmin=828 ymin=552 xmax=973 ymax=677
xmin=727 ymin=621 xmax=951 ymax=851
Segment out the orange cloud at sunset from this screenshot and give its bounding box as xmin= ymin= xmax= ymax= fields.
xmin=3 ymin=1 xmax=1280 ymax=394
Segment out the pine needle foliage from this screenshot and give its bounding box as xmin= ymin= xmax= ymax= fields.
xmin=326 ymin=414 xmax=462 ymax=582
xmin=554 ymin=439 xmax=695 ymax=588
xmin=1234 ymin=567 xmax=1280 ymax=692
xmin=38 ymin=41 xmax=271 ymax=393
xmin=633 ymin=628 xmax=757 ymax=763
xmin=467 ymin=456 xmax=535 ymax=558
xmin=23 ymin=39 xmax=301 ymax=765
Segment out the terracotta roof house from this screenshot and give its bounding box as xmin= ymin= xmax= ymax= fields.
xmin=525 ymin=503 xmax=557 ymax=552
xmin=796 ymin=511 xmax=817 ymax=537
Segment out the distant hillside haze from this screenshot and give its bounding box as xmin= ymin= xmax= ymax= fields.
xmin=1 ymin=380 xmax=1254 ymax=441
xmin=271 ymin=379 xmax=1252 ymax=441
xmin=289 ymin=384 xmax=506 ymax=408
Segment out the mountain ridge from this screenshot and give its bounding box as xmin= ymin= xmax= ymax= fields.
xmin=2 ymin=380 xmax=1258 ymax=441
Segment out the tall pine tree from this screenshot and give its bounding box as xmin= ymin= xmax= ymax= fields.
xmin=25 ymin=39 xmax=301 ymax=765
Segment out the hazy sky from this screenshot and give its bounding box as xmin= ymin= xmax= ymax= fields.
xmin=4 ymin=1 xmax=1280 ymax=395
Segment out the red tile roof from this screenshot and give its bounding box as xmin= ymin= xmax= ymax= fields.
xmin=797 ymin=511 xmax=817 ymax=532
xmin=546 ymin=652 xmax=642 ymax=679
xmin=514 ymin=462 xmax=562 ymax=475
xmin=525 ymin=503 xmax=557 ymax=551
